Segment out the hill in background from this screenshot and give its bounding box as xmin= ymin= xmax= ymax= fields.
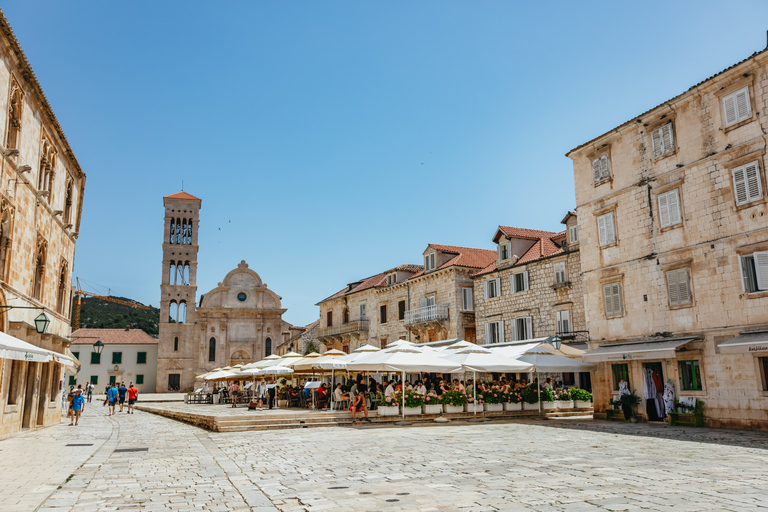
xmin=74 ymin=296 xmax=160 ymax=336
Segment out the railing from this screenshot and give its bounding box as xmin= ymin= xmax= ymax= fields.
xmin=404 ymin=304 xmax=449 ymax=325
xmin=317 ymin=320 xmax=369 ymax=338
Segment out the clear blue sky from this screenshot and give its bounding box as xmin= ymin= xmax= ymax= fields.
xmin=3 ymin=1 xmax=768 ymax=327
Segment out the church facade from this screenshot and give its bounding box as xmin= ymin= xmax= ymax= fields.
xmin=155 ymin=191 xmax=294 ymax=392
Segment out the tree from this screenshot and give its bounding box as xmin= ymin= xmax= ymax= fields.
xmin=304 ymin=341 xmax=319 ymax=355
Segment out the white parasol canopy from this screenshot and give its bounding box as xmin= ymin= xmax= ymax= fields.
xmin=242 ymin=354 xmax=282 ymax=370
xmin=270 ymin=351 xmax=303 ymax=367
xmin=513 ymin=345 xmax=595 ymax=373
xmin=204 ymin=370 xmax=240 ymax=381
xmin=347 ymin=344 xmax=462 ymax=373
xmin=285 ymin=352 xmax=322 ymax=371
xmin=314 ymin=345 xmax=380 ymax=370
xmin=298 ymin=349 xmax=345 ymax=371
xmin=257 ymin=365 xmax=295 ymax=376
xmin=443 ymin=344 xmax=534 ymax=373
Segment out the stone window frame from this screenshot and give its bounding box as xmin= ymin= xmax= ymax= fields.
xmin=654 ymin=179 xmax=685 ymax=232
xmin=510 ymin=315 xmax=533 ymax=341
xmin=728 ymin=156 xmax=766 ymax=210
xmin=594 ymin=204 xmax=619 ymax=249
xmin=483 ymin=277 xmax=501 ymax=300
xmin=461 ymin=287 xmax=473 ymax=311
xmin=484 ymin=319 xmax=505 ymax=344
xmin=737 ymin=240 xmax=768 ymax=299
xmin=718 ymin=77 xmax=756 ymax=133
xmin=510 ymin=270 xmax=529 ymax=293
xmin=600 ymin=274 xmax=625 ymax=319
xmin=424 ymin=252 xmax=436 ymax=272
xmin=661 ymin=260 xmax=694 ymax=310
xmin=646 ymin=115 xmax=678 ymax=162
xmin=553 ymin=260 xmax=567 ymax=285
xmin=497 ymin=241 xmax=512 ymax=262
xmin=555 ymin=308 xmax=572 ymax=335
xmin=4 ymin=74 xmax=23 ymax=151
xmin=590 ymin=148 xmax=613 ymax=187
xmin=568 ymin=224 xmax=579 ymax=246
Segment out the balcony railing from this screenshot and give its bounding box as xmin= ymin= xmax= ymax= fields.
xmin=404 ymin=304 xmax=449 ymax=325
xmin=317 ymin=320 xmax=369 ymax=338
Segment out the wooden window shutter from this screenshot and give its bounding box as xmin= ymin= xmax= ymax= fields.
xmin=736 ymin=87 xmax=751 ymax=120
xmin=611 ymin=283 xmax=622 ymax=314
xmin=678 ymin=269 xmax=691 ymax=305
xmin=605 ymin=212 xmax=616 ymax=244
xmin=603 ymin=284 xmax=614 ymax=316
xmin=484 ymin=323 xmax=491 ymax=343
xmin=754 ymin=251 xmax=768 ymax=291
xmin=419 ymin=298 xmax=427 ymax=308
xmin=668 ymin=189 xmax=682 ymax=225
xmin=658 ymin=192 xmax=670 ymax=227
xmin=667 ymin=269 xmax=680 ymax=306
xmin=600 ymin=155 xmax=610 ymax=180
xmin=497 ymin=244 xmax=502 ymax=261
xmin=483 ymin=281 xmax=489 ymax=299
xmin=495 ymin=278 xmax=501 ymax=296
xmin=652 ymin=127 xmax=663 ymax=157
xmin=661 ymin=123 xmax=674 ymax=154
xmin=733 ymin=165 xmax=749 ymax=204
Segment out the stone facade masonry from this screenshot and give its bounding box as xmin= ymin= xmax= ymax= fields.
xmin=568 ymin=46 xmax=768 ymax=429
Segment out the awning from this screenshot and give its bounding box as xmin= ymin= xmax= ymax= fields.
xmin=0 ymin=330 xmax=53 ymax=363
xmin=583 ymin=337 xmax=700 ymax=363
xmin=718 ymin=331 xmax=768 ymax=354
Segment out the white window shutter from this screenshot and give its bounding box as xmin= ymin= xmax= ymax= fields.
xmin=745 ymin=162 xmax=763 ymax=202
xmin=754 ymin=251 xmax=768 ymax=290
xmin=603 ymin=284 xmax=613 ymax=316
xmin=495 ymin=278 xmax=501 ymax=297
xmin=483 ymin=281 xmax=489 ymax=299
xmin=723 ymin=94 xmax=737 ymax=125
xmin=511 ymin=319 xmax=518 ymax=341
xmin=593 ymin=158 xmax=602 ymax=182
xmin=662 ymin=123 xmax=674 ymax=154
xmin=419 ymin=298 xmax=427 ymax=308
xmin=611 ymin=283 xmax=622 ymax=314
xmin=736 ymin=88 xmax=751 ymax=120
xmin=498 ymin=321 xmax=505 ymax=343
xmin=601 ymin=156 xmax=610 ymax=179
xmin=484 ymin=323 xmax=490 ymax=344
xmin=525 ymin=317 xmax=533 ymax=340
xmin=597 ymin=215 xmax=607 ymax=245
xmin=497 ymin=245 xmax=502 ymax=261
xmin=606 ymin=213 xmax=616 ymax=244
xmin=652 ymin=127 xmax=663 ymax=157
xmin=668 ymin=189 xmax=681 ymax=225
xmin=667 ymin=269 xmax=680 ymax=306
xmin=658 ymin=192 xmax=670 ymax=228
xmin=678 ymin=269 xmax=691 ymax=305
xmin=510 ymin=275 xmax=516 ymax=293
xmin=733 ymin=166 xmax=748 ymax=205
xmin=523 ymin=271 xmax=529 ymax=290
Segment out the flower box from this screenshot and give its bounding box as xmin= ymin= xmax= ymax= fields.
xmin=504 ymin=402 xmax=522 ymax=411
xmin=423 ymin=404 xmax=442 ymax=415
xmin=377 ymin=405 xmax=400 ymax=416
xmin=556 ymin=400 xmax=574 ymax=409
xmin=465 ymin=403 xmax=483 ymax=414
xmin=523 ymin=402 xmax=538 ymax=411
xmin=403 ymin=406 xmax=422 ymax=416
xmin=542 ymin=401 xmax=556 ymax=410
xmin=444 ymin=404 xmax=464 ymax=414
xmin=484 ymin=403 xmax=503 ymax=412
xmin=277 ymin=400 xmax=288 ymax=408
xmin=575 ymin=400 xmax=592 ymax=409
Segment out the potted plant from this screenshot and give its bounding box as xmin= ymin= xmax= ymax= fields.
xmin=423 ymin=392 xmax=442 ymax=414
xmin=555 ymin=389 xmax=574 ymax=409
xmin=521 ymin=387 xmax=538 ymax=410
xmin=403 ymin=391 xmax=424 ymax=416
xmin=504 ymin=392 xmax=523 ymax=411
xmin=378 ymin=395 xmax=400 ymax=416
xmin=570 ymin=388 xmax=593 ymax=408
xmin=619 ymin=391 xmax=641 ymax=422
xmin=440 ymin=390 xmax=467 ymax=414
xmin=540 ymin=387 xmax=556 ymax=410
xmin=482 ymin=390 xmax=504 ymax=412
xmin=465 ymin=392 xmax=483 ymax=413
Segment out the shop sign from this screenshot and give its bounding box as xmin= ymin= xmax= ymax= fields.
xmin=748 ymin=345 xmax=768 ymax=352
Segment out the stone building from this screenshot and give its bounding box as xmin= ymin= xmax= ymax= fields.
xmin=156 ymin=192 xmax=295 ymax=391
xmin=317 ymin=244 xmax=496 ymax=351
xmin=0 ymin=10 xmax=85 ymax=439
xmin=472 ymin=219 xmax=586 ymax=345
xmin=71 ymin=328 xmax=157 ymax=393
xmin=568 ymin=43 xmax=768 ymax=429
xmin=275 ymin=320 xmax=321 ymax=356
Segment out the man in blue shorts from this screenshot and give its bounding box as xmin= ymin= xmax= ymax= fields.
xmin=118 ymin=382 xmax=128 ymax=412
xmin=107 ymin=384 xmax=119 ymax=416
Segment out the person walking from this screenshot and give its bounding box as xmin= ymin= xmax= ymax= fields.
xmin=229 ymin=381 xmax=240 ymax=408
xmin=118 ymin=382 xmax=128 ymax=412
xmin=126 ymin=383 xmax=138 ymax=414
xmin=70 ymin=388 xmax=85 ymax=426
xmin=87 ymin=382 xmax=93 ymax=403
xmin=107 ymin=384 xmax=119 ymax=416
xmin=267 ymin=379 xmax=276 ymax=410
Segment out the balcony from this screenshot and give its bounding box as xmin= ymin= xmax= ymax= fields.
xmin=404 ymin=304 xmax=449 ymax=325
xmin=317 ymin=320 xmax=369 ymax=338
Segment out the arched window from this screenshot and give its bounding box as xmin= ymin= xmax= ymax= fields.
xmin=32 ymin=236 xmax=47 ymax=300
xmin=56 ymin=261 xmax=68 ymax=314
xmin=265 ymin=337 xmax=272 ymax=357
xmin=183 ymin=262 xmax=190 ymax=286
xmin=37 ymin=133 xmax=56 ymax=197
xmin=173 ymin=336 xmax=179 ymax=351
xmin=169 ymin=261 xmax=176 ymax=285
xmin=178 ymin=301 xmax=187 ymax=324
xmin=169 ymin=218 xmax=175 ymax=244
xmin=169 ymin=300 xmax=178 ymax=323
xmin=63 ymin=181 xmax=73 ymax=224
xmin=5 ymin=79 xmax=22 ymax=150
xmin=208 ymin=337 xmax=216 ymax=362
xmin=187 ymin=220 xmax=193 ymax=245
xmin=343 ymin=308 xmax=349 ymax=324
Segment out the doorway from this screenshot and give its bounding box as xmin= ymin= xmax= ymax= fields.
xmin=36 ymin=362 xmax=50 ymax=426
xmin=642 ymin=362 xmax=664 ymax=421
xmin=21 ymin=362 xmax=38 ymax=429
xmin=168 ymin=374 xmax=180 ymax=391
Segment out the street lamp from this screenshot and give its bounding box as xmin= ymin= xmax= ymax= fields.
xmin=93 ymin=340 xmax=104 ymax=354
xmin=544 ymin=336 xmax=562 ymax=350
xmin=34 ymin=312 xmax=49 ymax=334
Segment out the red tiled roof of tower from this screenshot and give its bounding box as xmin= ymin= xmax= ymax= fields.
xmin=164 ymin=191 xmax=201 ymax=201
xmin=70 ymin=328 xmax=157 ymax=345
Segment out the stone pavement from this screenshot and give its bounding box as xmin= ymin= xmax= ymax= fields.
xmin=1 ymin=405 xmax=768 ymax=511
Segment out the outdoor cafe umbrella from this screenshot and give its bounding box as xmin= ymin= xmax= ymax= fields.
xmin=241 ymin=354 xmax=281 ymax=371
xmin=257 ymin=365 xmax=295 ymax=409
xmin=315 ymin=345 xmax=381 ymax=410
xmin=303 ymin=348 xmax=346 ymax=371
xmin=285 ymin=352 xmax=322 ymax=371
xmin=271 ymin=351 xmax=303 ymax=368
xmin=348 ymin=344 xmax=462 ymax=424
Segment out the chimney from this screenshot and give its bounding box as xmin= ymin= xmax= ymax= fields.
xmin=125 ymin=325 xmax=130 ymax=331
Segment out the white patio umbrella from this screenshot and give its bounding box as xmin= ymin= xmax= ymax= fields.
xmin=257 ymin=365 xmax=295 ymax=409
xmin=349 ymin=344 xmax=462 ymax=424
xmin=304 ymin=348 xmax=346 ymax=370
xmin=242 ymin=353 xmax=282 ymax=371
xmin=439 ymin=340 xmax=478 ymax=352
xmin=271 ymin=351 xmax=303 ymax=368
xmin=315 ymin=345 xmax=381 ymax=410
xmin=204 ymin=370 xmax=239 ymax=381
xmin=285 ymin=352 xmax=322 ymax=371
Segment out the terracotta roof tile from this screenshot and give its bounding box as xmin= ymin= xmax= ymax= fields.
xmin=71 ymin=328 xmax=157 ymax=345
xmin=427 ymin=244 xmax=497 ymax=270
xmin=164 ymin=191 xmax=201 ymax=201
xmin=473 ymin=227 xmax=566 ymax=277
xmin=391 ymin=264 xmax=423 ymax=274
xmin=495 ymin=226 xmax=559 ymax=243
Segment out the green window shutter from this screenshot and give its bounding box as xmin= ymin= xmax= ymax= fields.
xmin=90 ymin=375 xmax=98 ymax=385
xmin=112 ymin=352 xmax=122 ymax=364
xmin=91 ymin=352 xmax=101 ymax=365
xmin=109 ymin=376 xmax=116 ymax=385
xmin=137 ymin=352 xmax=147 ymax=364
xmin=136 ymin=375 xmax=144 ymax=384
xmin=68 ymin=375 xmax=76 ymax=385
xmin=72 ymin=352 xmax=79 ymax=361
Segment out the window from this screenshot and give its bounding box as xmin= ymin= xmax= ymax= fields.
xmin=511 ymin=317 xmax=533 ymax=341
xmin=557 ymin=310 xmax=571 ymax=335
xmin=611 ymin=363 xmax=629 ymax=390
xmin=91 ymin=352 xmax=101 ymax=365
xmin=72 ymin=351 xmax=80 ymax=361
xmin=568 ymin=225 xmax=579 ymax=244
xmin=462 ymin=287 xmax=473 ymax=311
xmin=592 ymin=154 xmax=611 ymax=182
xmin=420 ymin=296 xmax=436 ymax=308
xmin=5 ymin=77 xmax=22 ymax=150
xmin=112 ymin=352 xmax=122 ymax=365
xmin=173 ymin=337 xmax=179 ymax=351
xmin=208 ymin=337 xmax=216 ymax=362
xmin=759 ymin=357 xmax=768 ymax=391
xmin=658 ymin=189 xmax=682 ymax=228
xmin=651 ymin=123 xmax=675 ymax=158
xmin=342 ymin=308 xmax=349 ymax=324
xmin=109 ymin=375 xmax=116 ymax=385
xmin=380 ymin=304 xmax=387 ymax=324
xmin=603 ymin=282 xmax=623 ymax=317
xmin=740 ymin=252 xmax=768 ymax=293
xmin=360 ymin=303 xmax=366 ymax=321
xmin=265 ymin=337 xmax=272 ymax=357
xmin=37 ymin=132 xmax=56 ymax=197
xmin=398 ymin=300 xmax=405 ymax=320
xmin=68 ymin=375 xmax=76 ymax=386
xmin=498 ymin=242 xmax=511 ymax=261
xmin=483 ymin=278 xmax=501 ymax=299
xmin=425 ymin=253 xmax=436 ymax=272
xmin=597 ymin=212 xmax=616 ymax=246
xmin=90 ymin=375 xmax=98 ymax=385
xmin=387 ymin=273 xmax=397 ymax=286
xmin=56 ymin=261 xmax=69 ymax=314
xmin=667 ymin=268 xmax=692 ymax=307
xmin=554 ymin=262 xmax=567 ymax=284
xmin=326 ymin=311 xmax=332 ymax=327
xmin=732 ymin=161 xmax=763 ymax=206
xmin=137 ymin=352 xmax=147 ymax=364
xmin=722 ymin=86 xmax=752 ymax=127
xmin=510 ymin=271 xmax=529 ymax=293
xmin=679 ymin=360 xmax=702 ymax=391
xmin=237 ymin=292 xmax=247 ymax=302
xmin=136 ymin=374 xmax=144 ymax=385
xmin=33 ymin=236 xmax=47 ymax=300
xmin=6 ymin=360 xmax=20 ymax=404
xmin=64 ymin=180 xmax=73 ymax=224
xmin=485 ymin=321 xmax=504 ymax=344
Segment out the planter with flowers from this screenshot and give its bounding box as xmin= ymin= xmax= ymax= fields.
xmin=378 ymin=395 xmax=400 ymax=416
xmin=504 ymin=392 xmax=523 ymax=411
xmin=482 ymin=391 xmax=504 ymax=412
xmin=521 ymin=387 xmax=539 ymax=410
xmin=555 ymin=389 xmax=574 ymax=409
xmin=540 ymin=387 xmax=556 ymax=410
xmin=403 ymin=391 xmax=424 ymax=416
xmin=570 ymin=388 xmax=593 ymax=408
xmin=440 ymin=390 xmax=467 ymax=414
xmin=465 ymin=392 xmax=484 ymax=413
xmin=422 ymin=392 xmax=442 ymax=414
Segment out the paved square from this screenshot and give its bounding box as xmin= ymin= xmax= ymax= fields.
xmin=2 ymin=405 xmax=768 ymax=511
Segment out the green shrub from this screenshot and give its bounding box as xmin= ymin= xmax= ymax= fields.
xmin=569 ymin=388 xmax=592 ymax=402
xmin=440 ymin=390 xmax=467 ymax=407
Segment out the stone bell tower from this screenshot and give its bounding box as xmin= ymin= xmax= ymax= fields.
xmin=156 ymin=191 xmax=201 ymax=392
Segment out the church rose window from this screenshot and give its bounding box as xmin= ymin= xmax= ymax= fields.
xmin=237 ymin=292 xmax=246 ymax=302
